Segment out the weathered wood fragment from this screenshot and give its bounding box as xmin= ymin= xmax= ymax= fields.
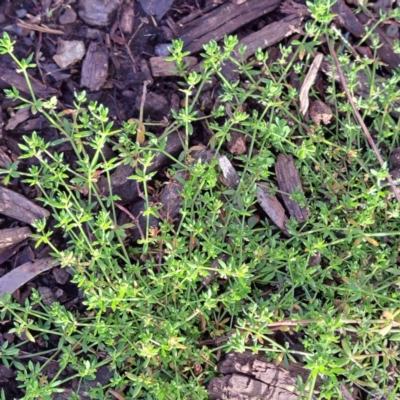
xmin=331 ymin=0 xmax=365 ymax=38
xmin=135 ymin=91 xmax=170 ymax=120
xmin=98 ymin=131 xmax=183 ymax=204
xmin=120 ymin=0 xmax=135 ymax=34
xmin=138 ymin=0 xmax=174 ymax=20
xmin=52 ymin=267 xmax=70 ymax=285
xmin=275 ymin=154 xmax=310 ymax=223
xmin=78 ymin=0 xmax=123 ymax=27
xmin=218 ymin=156 xmax=240 ymax=189
xmin=0 ymin=227 xmax=31 ymax=248
xmin=139 ymin=58 xmax=153 ymax=85
xmin=176 ymin=0 xmax=281 ymax=54
xmin=257 ymin=183 xmax=290 ymax=236
xmin=238 ymin=14 xmax=302 ymax=60
xmin=0 ymin=147 xmax=12 ymax=167
xmin=178 ymin=1 xmax=228 ymax=26
xmin=227 ymin=131 xmax=246 ymax=155
xmin=208 ymin=352 xmax=320 ymax=400
xmin=0 ymin=258 xmax=59 ymax=297
xmin=80 ymin=41 xmax=109 ymax=91
xmin=299 ymin=53 xmax=323 ymax=116
xmin=150 ymin=56 xmax=198 ymax=77
xmin=159 ymin=170 xmax=189 ymax=222
xmin=0 ymin=186 xmax=50 ymax=225
xmin=309 ymin=100 xmax=333 ymax=125
xmin=0 ymin=66 xmax=59 ymax=98
xmin=53 ymin=39 xmax=85 ymax=69
xmin=208 ymin=373 xmax=298 ymax=400
xmin=5 ymin=107 xmax=30 ymax=131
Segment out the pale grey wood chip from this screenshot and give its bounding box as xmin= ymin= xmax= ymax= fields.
xmin=257 ymin=183 xmax=290 ymax=236
xmin=5 ymin=107 xmax=31 ymax=131
xmin=0 ymin=186 xmax=50 ymax=225
xmin=0 ymin=226 xmax=31 ymax=248
xmin=0 ymin=258 xmax=59 ymax=297
xmin=299 ymin=53 xmax=323 ymax=115
xmin=218 ymin=155 xmax=240 ymax=189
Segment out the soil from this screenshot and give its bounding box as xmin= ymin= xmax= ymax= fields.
xmin=0 ymin=0 xmax=398 ymax=399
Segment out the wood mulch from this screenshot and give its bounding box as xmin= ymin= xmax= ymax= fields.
xmin=0 ymin=0 xmax=399 ymax=398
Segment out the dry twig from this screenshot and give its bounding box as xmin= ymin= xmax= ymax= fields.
xmin=328 ymin=41 xmax=400 ymax=204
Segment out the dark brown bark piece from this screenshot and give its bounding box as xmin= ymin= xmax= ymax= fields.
xmin=257 ymin=183 xmax=290 ymax=236
xmin=150 ymin=56 xmax=198 ymax=77
xmin=0 ymin=66 xmax=59 ymax=98
xmin=80 ymin=41 xmax=109 ymax=91
xmin=159 ymin=146 xmax=214 ymax=223
xmin=37 ymin=286 xmax=57 ymax=306
xmin=309 ymin=100 xmax=333 ymax=125
xmin=0 ymin=227 xmax=31 ymax=248
xmin=159 ymin=170 xmax=189 ymax=222
xmin=176 ymin=0 xmax=281 ymax=54
xmin=5 ymin=107 xmax=31 ymax=130
xmin=0 ymin=258 xmax=59 ymax=297
xmin=190 ymin=14 xmax=302 ymax=76
xmin=202 ymin=254 xmax=229 ymax=286
xmin=239 ymin=14 xmax=302 ymax=60
xmin=227 ymin=131 xmax=246 ymax=155
xmin=129 ymin=197 xmax=160 ymax=241
xmin=78 ymin=0 xmax=123 ymax=26
xmin=331 ymin=0 xmax=365 ymax=38
xmin=0 ymin=186 xmax=50 ymax=225
xmin=135 ymin=92 xmax=170 ymax=121
xmin=357 ymin=13 xmax=400 ymax=72
xmin=139 ymin=58 xmax=154 ymax=85
xmin=275 ymin=154 xmax=310 ymax=223
xmin=52 ymin=267 xmax=70 ymax=285
xmin=97 ymin=131 xmax=183 ymax=204
xmin=390 ymin=148 xmax=400 ymax=170
xmin=0 ymin=147 xmax=12 ymax=167
xmin=308 ymin=252 xmax=321 ymax=267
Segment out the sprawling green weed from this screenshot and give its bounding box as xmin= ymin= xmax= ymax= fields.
xmin=1 ymin=4 xmax=400 ymax=398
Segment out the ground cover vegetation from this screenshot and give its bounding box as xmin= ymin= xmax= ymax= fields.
xmin=1 ymin=1 xmax=400 ymax=399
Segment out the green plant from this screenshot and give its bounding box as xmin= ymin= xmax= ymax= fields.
xmin=1 ymin=6 xmax=400 ymax=398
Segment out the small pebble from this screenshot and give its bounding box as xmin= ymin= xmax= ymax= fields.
xmin=15 ymin=9 xmax=27 ymax=18
xmin=38 ymin=286 xmax=57 ymax=306
xmin=386 ymin=25 xmax=399 ymax=38
xmin=155 ymin=43 xmax=172 ymax=57
xmin=59 ymin=7 xmax=77 ymax=25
